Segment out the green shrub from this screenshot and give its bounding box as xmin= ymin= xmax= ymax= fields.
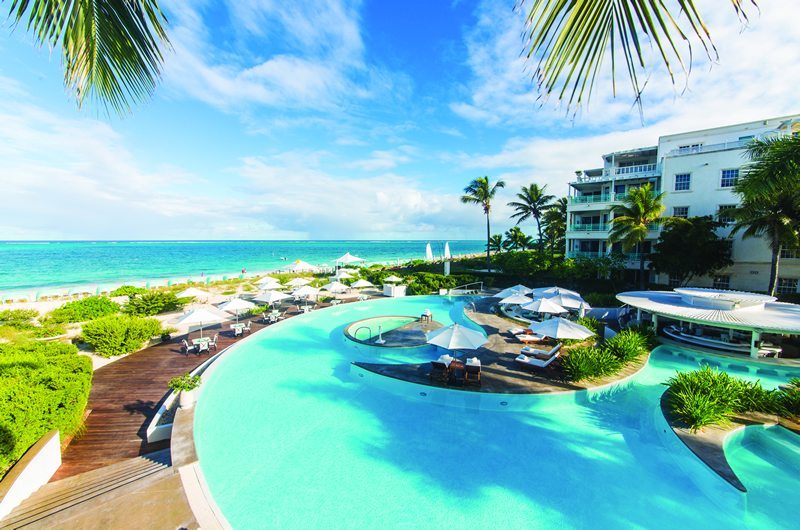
xmin=109 ymin=285 xmax=148 ymax=297
xmin=168 ymin=373 xmax=202 ymax=392
xmin=561 ymin=346 xmax=622 ymax=382
xmin=582 ymin=292 xmax=622 ymax=307
xmin=82 ymin=315 xmax=163 ymax=357
xmin=602 ymin=330 xmax=648 ymax=363
xmin=27 ymin=322 xmax=67 ymax=339
xmin=404 ymin=273 xmax=478 ymax=295
xmin=576 ymin=316 xmax=600 ymax=335
xmin=0 ymin=342 xmax=92 ymax=477
xmin=779 ymin=386 xmax=800 ymax=417
xmin=622 ymin=323 xmax=659 ymax=349
xmin=668 ymin=387 xmax=730 ymax=432
xmin=48 ymin=296 xmax=120 ymax=323
xmin=0 ymin=309 xmax=38 ymax=330
xmin=123 ymin=291 xmax=185 ymax=317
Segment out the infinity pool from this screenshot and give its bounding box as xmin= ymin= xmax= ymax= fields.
xmin=194 ymin=296 xmax=800 ymax=529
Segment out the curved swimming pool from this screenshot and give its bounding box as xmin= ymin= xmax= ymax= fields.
xmin=194 ymin=296 xmax=800 ymax=529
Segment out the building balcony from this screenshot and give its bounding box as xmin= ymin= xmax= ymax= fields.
xmin=573 ymin=163 xmax=660 ymax=184
xmin=666 ymin=140 xmax=749 ymax=158
xmin=568 ymin=190 xmax=660 ymax=206
xmin=567 ymin=223 xmax=609 ymax=232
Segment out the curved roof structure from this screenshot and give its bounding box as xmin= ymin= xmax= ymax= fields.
xmin=617 ymin=289 xmax=800 ymax=335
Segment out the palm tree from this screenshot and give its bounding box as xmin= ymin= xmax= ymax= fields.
xmin=732 ymin=135 xmax=800 ymax=295
xmin=503 ymin=227 xmax=533 ymax=251
xmin=609 ymin=184 xmax=670 ymax=289
xmin=487 ymin=234 xmax=504 ymax=254
xmin=507 ymin=184 xmax=555 ymax=252
xmin=461 ymin=176 xmax=506 ymax=272
xmin=542 ymin=197 xmax=568 ymax=257
xmin=520 ymin=1 xmax=756 ymax=112
xmin=7 ymin=1 xmax=170 ymax=114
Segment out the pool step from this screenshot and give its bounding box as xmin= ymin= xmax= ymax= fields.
xmin=0 ymin=450 xmax=171 ymax=529
xmin=747 ymin=427 xmax=800 ymax=474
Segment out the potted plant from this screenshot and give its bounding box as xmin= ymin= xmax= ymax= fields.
xmin=168 ymin=373 xmax=202 ymax=408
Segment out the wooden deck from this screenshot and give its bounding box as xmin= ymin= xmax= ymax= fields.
xmin=52 ymin=305 xmax=315 ymax=481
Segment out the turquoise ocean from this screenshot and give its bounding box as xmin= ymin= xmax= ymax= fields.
xmin=0 ymin=240 xmax=485 ymax=299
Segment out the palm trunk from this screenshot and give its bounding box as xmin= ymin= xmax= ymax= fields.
xmin=768 ymin=243 xmax=781 ymax=296
xmin=486 ymin=213 xmax=492 ymax=273
xmin=536 ymin=217 xmax=544 ymax=254
xmin=639 ymin=250 xmax=646 ymax=290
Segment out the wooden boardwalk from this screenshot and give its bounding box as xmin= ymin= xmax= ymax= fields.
xmin=52 ymin=314 xmax=275 ymax=481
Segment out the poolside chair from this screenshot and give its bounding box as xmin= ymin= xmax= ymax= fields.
xmin=448 ymin=364 xmax=466 ymax=387
xmin=515 ymin=344 xmax=562 ymax=369
xmin=197 ymin=341 xmax=210 ymax=355
xmin=244 ymin=321 xmax=252 ymax=333
xmin=208 ymin=334 xmax=218 ymax=350
xmin=261 ymin=312 xmax=269 ymax=324
xmin=181 ymin=339 xmax=196 ymax=355
xmin=234 ymin=326 xmax=243 ymax=337
xmin=430 ymin=361 xmax=449 ymax=382
xmin=465 ymin=359 xmax=481 ymax=386
xmin=268 ymin=314 xmax=279 ymax=324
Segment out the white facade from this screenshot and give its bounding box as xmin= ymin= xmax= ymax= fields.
xmin=566 ymin=114 xmax=800 ymax=293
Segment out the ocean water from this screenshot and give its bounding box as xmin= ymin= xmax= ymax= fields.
xmin=0 ymin=240 xmax=484 ymax=296
xmin=195 ymin=296 xmax=800 ymax=529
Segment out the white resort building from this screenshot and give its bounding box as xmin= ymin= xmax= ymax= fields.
xmin=566 ymin=114 xmax=800 ymax=293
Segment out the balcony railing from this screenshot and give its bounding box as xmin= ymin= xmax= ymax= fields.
xmin=569 ymin=190 xmax=661 ymax=205
xmin=568 ymin=223 xmax=609 ymax=232
xmin=574 ymin=165 xmax=660 ymax=184
xmin=615 ymin=163 xmax=657 ymax=175
xmin=567 ymin=251 xmax=605 ymax=259
xmin=666 ymin=140 xmax=748 ymax=157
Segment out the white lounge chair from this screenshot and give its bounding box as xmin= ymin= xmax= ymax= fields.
xmin=244 ymin=321 xmax=252 ymax=333
xmin=181 ymin=339 xmax=196 ymax=355
xmin=234 ymin=326 xmax=243 ymax=337
xmin=208 ymin=334 xmax=219 ymax=350
xmin=515 ymin=344 xmax=562 ymax=368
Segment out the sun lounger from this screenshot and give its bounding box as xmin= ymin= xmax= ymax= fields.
xmin=430 ymin=361 xmax=449 ymax=382
xmin=508 ymin=327 xmax=527 ymax=335
xmin=515 ymin=344 xmax=562 ymax=368
xmin=465 ymin=357 xmax=481 ymax=386
xmin=517 ymin=334 xmax=544 ymax=344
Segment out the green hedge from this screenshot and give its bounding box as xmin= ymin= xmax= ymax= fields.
xmin=109 ymin=285 xmax=148 ymax=297
xmin=0 ymin=309 xmax=38 ymax=330
xmin=48 ymin=296 xmax=120 ymax=323
xmin=404 ymin=273 xmax=479 ymax=295
xmin=561 ymin=329 xmax=650 ymax=382
xmin=0 ymin=342 xmax=92 ymax=477
xmin=665 ymin=367 xmax=800 ymax=432
xmin=83 ymin=315 xmax=163 ymax=357
xmin=123 ymin=291 xmax=186 ymax=317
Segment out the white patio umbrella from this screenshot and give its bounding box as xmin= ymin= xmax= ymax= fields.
xmin=173 ymin=305 xmax=229 ymax=338
xmin=494 ymin=285 xmax=533 ymax=299
xmin=528 ymin=317 xmax=594 ymax=340
xmin=335 ymin=252 xmax=365 ymax=265
xmin=176 ymin=287 xmax=210 ymax=301
xmin=321 ymin=281 xmax=349 ymax=294
xmin=531 ymin=286 xmax=580 ymax=298
xmin=257 ymin=276 xmax=281 ymax=287
xmin=293 ymin=285 xmax=319 ymax=298
xmin=543 ymin=293 xmax=590 ymax=311
xmin=351 ymin=279 xmax=374 ymax=289
xmin=335 ymin=271 xmax=355 ymax=280
xmin=520 ymin=298 xmax=568 ymax=315
xmin=287 ymin=277 xmax=312 ymax=287
xmin=287 ymin=259 xmax=318 ymax=273
xmin=426 ymin=324 xmax=488 ymax=352
xmin=253 ymin=290 xmax=292 ymax=306
xmin=384 ymin=275 xmax=403 ymax=283
xmin=219 ymin=298 xmax=256 ymax=323
xmin=498 ymin=293 xmax=533 ymax=305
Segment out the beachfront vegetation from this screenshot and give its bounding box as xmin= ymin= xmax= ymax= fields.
xmin=461 ymin=176 xmax=506 ymax=273
xmin=732 ymin=135 xmax=800 ymax=295
xmin=82 ymin=315 xmax=164 ymax=357
xmin=665 ymin=367 xmax=800 ymax=432
xmin=0 ymin=341 xmax=92 ymax=478
xmin=168 ymin=373 xmax=202 ymax=392
xmin=649 ymin=216 xmax=734 ymax=287
xmin=542 ymin=197 xmax=567 ymax=257
xmin=487 ymin=234 xmax=504 ymax=254
xmin=110 ymin=285 xmax=148 ymax=297
xmin=508 ymin=183 xmax=555 ymax=252
xmin=123 ymin=291 xmax=187 ymax=317
xmin=47 ymin=296 xmax=121 ymax=323
xmin=502 ymin=227 xmax=533 ymax=251
xmin=405 ymin=273 xmax=479 ymax=296
xmin=561 ymin=329 xmax=650 ymax=382
xmin=521 ymin=1 xmax=756 ymax=112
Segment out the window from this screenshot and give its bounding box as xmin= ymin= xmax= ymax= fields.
xmin=678 ymin=143 xmax=702 ymax=153
xmin=717 ymin=205 xmax=736 ymax=224
xmin=720 ymin=169 xmax=739 ymax=188
xmin=674 ymin=173 xmax=691 ymax=191
xmin=780 ymin=247 xmax=800 ymax=259
xmin=712 ymin=275 xmax=730 ymax=290
xmin=777 ymin=278 xmax=798 ymax=295
xmin=672 ymin=206 xmax=689 ymax=219
xmin=614 ymin=184 xmax=626 ymax=194
xmin=668 ymin=275 xmax=681 ymax=288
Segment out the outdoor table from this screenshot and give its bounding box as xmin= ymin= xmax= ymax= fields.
xmin=191 ymin=337 xmax=211 ymax=346
xmin=230 ymin=323 xmax=245 ymax=331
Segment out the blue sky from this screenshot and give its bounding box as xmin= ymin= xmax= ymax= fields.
xmin=1 ymin=0 xmax=799 ymax=240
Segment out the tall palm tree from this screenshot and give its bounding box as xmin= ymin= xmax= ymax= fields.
xmin=732 ymin=135 xmax=800 ymax=295
xmin=520 ymin=1 xmax=756 ymax=112
xmin=542 ymin=197 xmax=568 ymax=257
xmin=609 ymin=184 xmax=670 ymax=289
xmin=7 ymin=1 xmax=170 ymax=114
xmin=503 ymin=227 xmax=533 ymax=251
xmin=507 ymin=183 xmax=554 ymax=252
xmin=461 ymin=176 xmax=506 ymax=272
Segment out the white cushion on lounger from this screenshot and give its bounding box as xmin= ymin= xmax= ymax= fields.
xmin=515 ymin=354 xmax=529 ymax=362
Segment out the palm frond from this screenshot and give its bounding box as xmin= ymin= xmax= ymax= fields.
xmin=9 ymin=0 xmax=171 ymax=115
xmin=518 ymin=0 xmax=755 ymax=112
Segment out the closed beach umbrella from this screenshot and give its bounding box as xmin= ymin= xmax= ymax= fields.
xmin=254 ymin=290 xmax=292 ymax=306
xmin=321 ymin=281 xmax=349 ymax=294
xmin=425 ymin=242 xmax=434 ymax=262
xmin=426 ymin=324 xmax=488 ymax=351
xmin=351 ymin=279 xmax=374 ymax=289
xmin=287 ymin=277 xmax=312 ymax=287
xmin=498 ymin=293 xmax=533 ymax=305
xmin=520 ymin=298 xmax=568 ymax=315
xmin=336 ymin=252 xmax=366 ymax=265
xmin=444 ymin=242 xmax=451 ymax=260
xmin=176 ymin=287 xmax=210 ymax=301
xmin=528 ymin=317 xmax=594 ymax=340
xmin=174 ymin=305 xmax=228 ymax=338
xmin=219 ymin=298 xmax=256 ymax=323
xmin=384 ymin=275 xmax=403 ymax=283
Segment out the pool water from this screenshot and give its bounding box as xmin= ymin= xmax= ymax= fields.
xmin=345 ymin=316 xmax=419 ymax=341
xmin=194 ymin=296 xmax=800 ymax=529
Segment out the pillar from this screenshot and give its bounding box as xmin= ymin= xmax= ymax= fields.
xmin=750 ymin=330 xmax=761 ymax=358
xmin=652 ymin=314 xmax=658 ymax=332
xmin=636 ymin=308 xmax=642 ymax=324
